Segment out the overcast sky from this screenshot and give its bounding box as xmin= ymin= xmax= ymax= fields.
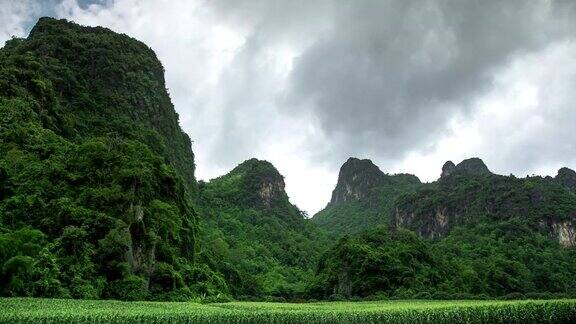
xmin=2 ymin=0 xmax=576 ymax=215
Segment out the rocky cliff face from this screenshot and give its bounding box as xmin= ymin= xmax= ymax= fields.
xmin=394 ymin=206 xmax=451 ymax=239
xmin=24 ymin=18 xmax=197 ymax=189
xmin=556 ymin=167 xmax=576 ymax=192
xmin=540 ymin=217 xmax=576 ymax=247
xmin=552 ymin=220 xmax=576 ymax=247
xmin=440 ymin=158 xmax=491 ymax=179
xmin=242 ymin=159 xmax=288 ymax=210
xmin=329 ymin=158 xmax=387 ymax=206
xmin=394 ymin=158 xmax=576 ymax=247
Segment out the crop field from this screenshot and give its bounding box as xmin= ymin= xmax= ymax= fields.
xmin=1 ymin=298 xmax=575 ymax=323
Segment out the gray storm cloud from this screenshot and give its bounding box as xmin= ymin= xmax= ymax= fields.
xmin=282 ymin=0 xmax=576 ymax=163
xmin=3 ymin=0 xmax=576 ymax=213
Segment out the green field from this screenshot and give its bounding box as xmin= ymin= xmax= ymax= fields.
xmin=1 ymin=298 xmax=576 ymax=323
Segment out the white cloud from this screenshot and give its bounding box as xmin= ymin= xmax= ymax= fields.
xmin=0 ymin=0 xmax=42 ymax=47
xmin=395 ymin=40 xmax=576 ymax=181
xmin=4 ymin=0 xmax=576 ymax=215
xmin=48 ymin=0 xmax=334 ymax=213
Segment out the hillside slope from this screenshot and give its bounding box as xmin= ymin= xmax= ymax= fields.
xmin=394 ymin=159 xmax=576 ymax=246
xmin=310 ymin=158 xmax=576 ymax=299
xmin=312 ymin=157 xmax=421 ymax=235
xmin=0 ymin=18 xmax=218 ymax=301
xmin=198 ymin=159 xmax=329 ymax=298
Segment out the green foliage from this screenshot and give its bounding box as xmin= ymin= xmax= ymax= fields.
xmin=197 ymin=159 xmax=329 ymax=298
xmin=313 ymin=172 xmax=421 ymax=236
xmin=312 ymin=223 xmax=576 ymax=299
xmin=0 ymin=18 xmax=226 ymax=300
xmin=395 ymin=173 xmax=576 ymax=233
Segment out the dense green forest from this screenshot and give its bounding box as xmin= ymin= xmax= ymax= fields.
xmin=312 ymin=158 xmax=421 ymax=236
xmin=310 ymin=157 xmax=576 ymax=299
xmin=1 ymin=18 xmax=576 ymax=303
xmin=0 ymin=17 xmax=211 ymax=301
xmin=196 ymin=158 xmax=329 ymax=299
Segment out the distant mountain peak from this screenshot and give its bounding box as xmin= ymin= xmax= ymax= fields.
xmin=329 ymin=158 xmax=386 ymax=206
xmin=328 ymin=157 xmax=420 ymax=207
xmin=212 ymin=158 xmax=290 ymax=212
xmin=441 ymin=161 xmax=456 ymax=178
xmin=440 ymin=157 xmax=491 ymax=179
xmin=556 ymin=167 xmax=576 ymax=192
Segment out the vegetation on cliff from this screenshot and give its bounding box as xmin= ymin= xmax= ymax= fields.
xmin=311 ymin=158 xmax=576 ymax=299
xmin=0 ymin=18 xmax=210 ymax=301
xmin=312 ymin=158 xmax=420 ymax=235
xmin=2 ymin=18 xmax=576 ymax=304
xmin=198 ymin=159 xmax=328 ymax=298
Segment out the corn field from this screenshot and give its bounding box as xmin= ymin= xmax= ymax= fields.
xmin=1 ymin=298 xmax=575 ymax=323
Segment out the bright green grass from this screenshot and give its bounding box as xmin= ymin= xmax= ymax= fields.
xmin=1 ymin=298 xmax=575 ymax=323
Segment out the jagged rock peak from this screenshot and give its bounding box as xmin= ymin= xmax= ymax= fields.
xmin=329 ymin=157 xmax=386 ymax=206
xmin=233 ymin=158 xmax=287 ymax=209
xmin=556 ymin=167 xmax=576 ymax=192
xmin=24 ymin=17 xmax=198 ymax=189
xmin=441 ymin=157 xmax=491 ymax=179
xmin=458 ymin=157 xmax=491 ymax=174
xmin=441 ymin=161 xmax=456 ymax=178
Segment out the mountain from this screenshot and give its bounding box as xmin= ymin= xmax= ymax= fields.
xmin=3 ymin=17 xmax=576 ymax=303
xmin=198 ymin=159 xmax=328 ymax=298
xmin=394 ymin=159 xmax=576 ymax=246
xmin=556 ymin=167 xmax=576 ymax=192
xmin=21 ymin=17 xmax=196 ymax=188
xmin=311 ymin=158 xmax=576 ymax=299
xmin=0 ymin=17 xmax=324 ymax=302
xmin=312 ymin=157 xmax=420 ymax=235
xmin=440 ymin=157 xmax=492 ymax=178
xmin=202 ymin=159 xmax=301 ymax=221
xmin=0 ymin=18 xmax=219 ymax=301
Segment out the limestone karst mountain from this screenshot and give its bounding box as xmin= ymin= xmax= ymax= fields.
xmin=198 ymin=158 xmax=328 ymax=296
xmin=316 ymin=157 xmax=576 ymax=247
xmin=312 ymin=157 xmax=420 ymax=235
xmin=440 ymin=157 xmax=492 ymax=179
xmin=2 ymin=17 xmax=576 ymax=302
xmin=0 ymin=17 xmax=202 ymax=300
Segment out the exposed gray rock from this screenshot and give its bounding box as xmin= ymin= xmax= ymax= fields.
xmin=441 ymin=161 xmax=456 ymax=178
xmin=329 ymin=157 xmax=420 ymax=208
xmin=440 ymin=157 xmax=491 ymax=179
xmin=329 ymin=158 xmax=386 ymax=206
xmin=258 ymin=177 xmax=286 ymax=209
xmin=394 ymin=206 xmax=452 ymax=239
xmin=540 ymin=217 xmax=576 ymax=247
xmin=556 ymin=167 xmax=576 ymax=192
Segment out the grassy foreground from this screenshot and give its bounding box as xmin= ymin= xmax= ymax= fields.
xmin=1 ymin=298 xmax=576 ymax=323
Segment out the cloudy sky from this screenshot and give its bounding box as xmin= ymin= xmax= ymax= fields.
xmin=2 ymin=0 xmax=576 ymax=214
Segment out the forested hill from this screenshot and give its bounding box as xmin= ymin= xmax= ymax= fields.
xmin=197 ymin=158 xmax=329 ymax=298
xmin=394 ymin=160 xmax=576 ymax=245
xmin=30 ymin=17 xmax=197 ymax=187
xmin=0 ymin=17 xmax=204 ymax=300
xmin=312 ymin=157 xmax=421 ymax=235
xmin=2 ymin=17 xmax=576 ymax=303
xmin=309 ymin=158 xmax=576 ymax=299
